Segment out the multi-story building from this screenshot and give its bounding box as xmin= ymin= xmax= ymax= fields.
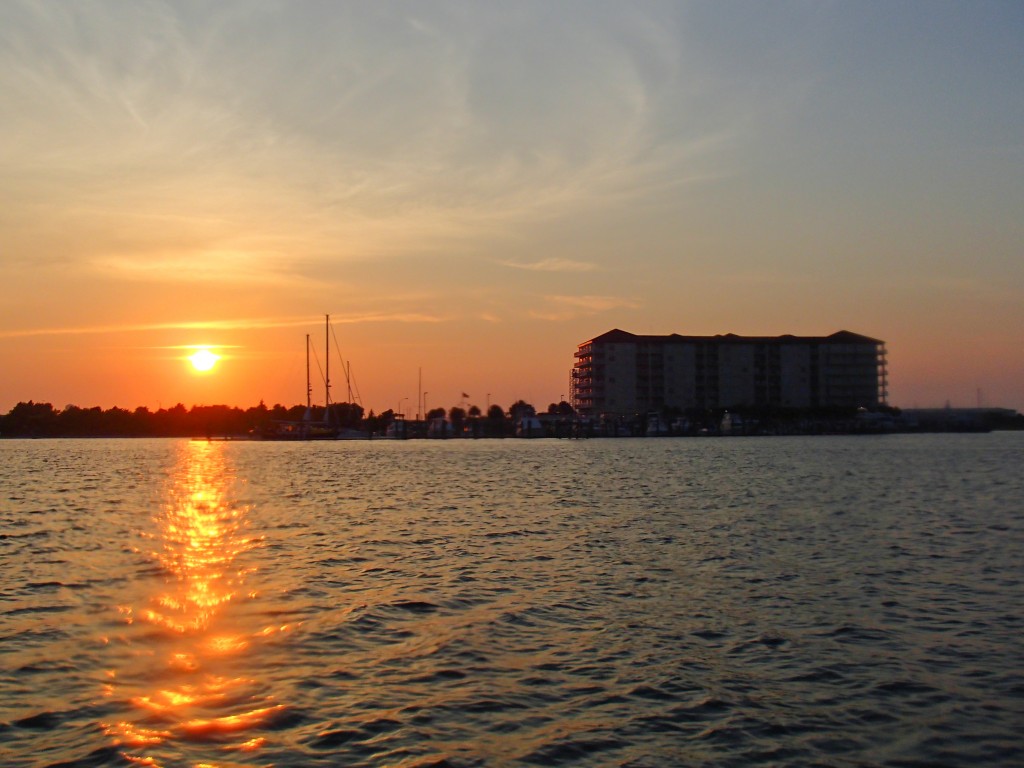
xmin=571 ymin=329 xmax=888 ymax=417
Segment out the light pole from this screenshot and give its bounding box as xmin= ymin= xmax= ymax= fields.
xmin=399 ymin=397 xmax=408 ymax=418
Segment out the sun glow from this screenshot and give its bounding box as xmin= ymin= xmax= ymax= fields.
xmin=188 ymin=348 xmax=220 ymax=372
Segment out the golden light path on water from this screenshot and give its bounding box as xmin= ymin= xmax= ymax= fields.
xmin=101 ymin=441 xmax=293 ymax=767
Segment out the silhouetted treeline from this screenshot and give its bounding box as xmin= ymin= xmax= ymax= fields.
xmin=4 ymin=399 xmax=1019 ymax=438
xmin=0 ymin=400 xmax=364 ymax=438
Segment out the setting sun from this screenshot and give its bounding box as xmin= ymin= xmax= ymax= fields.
xmin=188 ymin=349 xmax=220 ymax=372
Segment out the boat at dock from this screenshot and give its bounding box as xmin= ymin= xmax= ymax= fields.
xmin=256 ymin=315 xmax=367 ymax=440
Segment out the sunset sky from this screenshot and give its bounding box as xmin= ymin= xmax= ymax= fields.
xmin=2 ymin=1 xmax=1022 ymax=415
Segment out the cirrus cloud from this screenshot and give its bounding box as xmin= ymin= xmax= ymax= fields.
xmin=499 ymin=258 xmax=600 ymax=273
xmin=529 ymin=294 xmax=640 ymax=321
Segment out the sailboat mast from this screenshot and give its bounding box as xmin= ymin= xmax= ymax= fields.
xmin=306 ymin=334 xmax=311 ymax=410
xmin=325 ymin=313 xmax=331 ymax=410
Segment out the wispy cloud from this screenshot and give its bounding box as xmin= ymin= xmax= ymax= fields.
xmin=0 ymin=2 xmax=737 ymax=271
xmin=0 ymin=316 xmax=315 ymax=339
xmin=499 ymin=258 xmax=599 ymax=273
xmin=529 ymin=294 xmax=640 ymax=321
xmin=89 ymin=251 xmax=314 ymax=286
xmin=0 ymin=312 xmax=444 ymax=339
xmin=330 ymin=312 xmax=445 ymax=325
xmin=156 ymin=344 xmax=245 ymax=350
xmin=718 ymin=271 xmax=817 ymax=286
xmin=546 ymin=295 xmax=640 ymax=310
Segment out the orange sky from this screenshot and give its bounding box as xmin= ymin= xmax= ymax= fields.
xmin=1 ymin=3 xmax=1022 ymax=414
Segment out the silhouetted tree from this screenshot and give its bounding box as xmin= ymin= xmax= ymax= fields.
xmin=105 ymin=406 xmax=136 ymax=436
xmin=2 ymin=401 xmax=58 ymax=436
xmin=327 ymin=402 xmax=364 ymax=428
xmin=509 ymin=400 xmax=535 ymax=421
xmin=0 ymin=399 xmax=361 ymax=437
xmin=449 ymin=406 xmax=466 ymax=435
xmin=57 ymin=405 xmax=98 ymax=435
xmin=132 ymin=406 xmax=154 ymax=435
xmin=484 ymin=403 xmax=509 ymax=437
xmin=362 ymin=408 xmax=382 ymax=434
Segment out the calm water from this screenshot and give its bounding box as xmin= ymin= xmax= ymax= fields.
xmin=1 ymin=435 xmax=1022 ymax=767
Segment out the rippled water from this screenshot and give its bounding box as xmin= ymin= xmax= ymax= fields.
xmin=1 ymin=434 xmax=1022 ymax=767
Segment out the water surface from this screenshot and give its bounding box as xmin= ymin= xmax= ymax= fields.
xmin=2 ymin=435 xmax=1022 ymax=766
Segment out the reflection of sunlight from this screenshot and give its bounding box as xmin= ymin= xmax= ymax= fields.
xmin=105 ymin=440 xmax=281 ymax=766
xmin=147 ymin=452 xmax=252 ymax=633
xmin=208 ymin=634 xmax=250 ymax=654
xmin=182 ymin=704 xmax=288 ymax=736
xmin=232 ymin=737 xmax=267 ymax=752
xmin=104 ymin=721 xmax=171 ymax=746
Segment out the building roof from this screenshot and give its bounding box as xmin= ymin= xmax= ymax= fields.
xmin=582 ymin=329 xmax=884 ymax=346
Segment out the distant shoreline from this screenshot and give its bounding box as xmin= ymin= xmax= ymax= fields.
xmin=2 ymin=400 xmax=1020 ymax=440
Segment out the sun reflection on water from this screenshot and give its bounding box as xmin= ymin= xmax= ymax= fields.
xmin=104 ymin=440 xmax=288 ymax=767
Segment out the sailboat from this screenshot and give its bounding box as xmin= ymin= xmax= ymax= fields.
xmin=259 ymin=315 xmax=365 ymax=440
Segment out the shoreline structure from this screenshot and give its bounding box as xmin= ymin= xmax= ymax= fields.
xmin=0 ymin=400 xmax=1019 ymax=439
xmin=2 ymin=327 xmax=1021 ymax=437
